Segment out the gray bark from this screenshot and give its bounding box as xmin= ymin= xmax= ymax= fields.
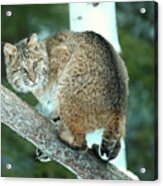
xmin=1 ymin=85 xmax=139 ymax=180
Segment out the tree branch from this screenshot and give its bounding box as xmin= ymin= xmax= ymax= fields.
xmin=1 ymin=85 xmax=139 ymax=180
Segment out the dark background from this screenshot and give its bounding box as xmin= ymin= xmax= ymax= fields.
xmin=1 ymin=2 xmax=157 ymax=180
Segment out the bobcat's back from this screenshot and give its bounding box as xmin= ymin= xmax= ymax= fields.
xmin=46 ymin=32 xmax=128 ymax=160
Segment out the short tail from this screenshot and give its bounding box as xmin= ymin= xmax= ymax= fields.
xmin=92 ymin=138 xmax=121 ymax=161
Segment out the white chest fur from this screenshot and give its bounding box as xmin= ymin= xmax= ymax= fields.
xmin=36 ymin=84 xmax=58 ymax=118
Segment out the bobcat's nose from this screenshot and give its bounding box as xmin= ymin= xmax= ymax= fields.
xmin=28 ymin=71 xmax=36 ymax=82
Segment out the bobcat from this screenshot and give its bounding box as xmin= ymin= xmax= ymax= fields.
xmin=4 ymin=31 xmax=128 ymax=161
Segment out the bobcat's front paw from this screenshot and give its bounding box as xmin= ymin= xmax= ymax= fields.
xmin=35 ymin=103 xmax=60 ymax=119
xmin=35 ymin=103 xmax=49 ymax=117
xmin=35 ymin=148 xmax=52 ymax=162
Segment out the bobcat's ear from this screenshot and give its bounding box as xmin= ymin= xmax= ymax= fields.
xmin=4 ymin=43 xmax=17 ymax=56
xmin=27 ymin=33 xmax=38 ymax=47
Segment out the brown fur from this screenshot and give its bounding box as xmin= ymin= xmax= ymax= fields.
xmin=4 ymin=31 xmax=128 ymax=160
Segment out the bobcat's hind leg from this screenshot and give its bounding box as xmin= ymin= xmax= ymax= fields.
xmin=58 ymin=123 xmax=87 ymax=150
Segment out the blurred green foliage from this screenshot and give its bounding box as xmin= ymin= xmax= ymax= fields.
xmin=119 ymin=30 xmax=156 ymax=180
xmin=117 ymin=2 xmax=157 ymax=180
xmin=117 ymin=2 xmax=156 ymax=43
xmin=1 ymin=2 xmax=157 ymax=181
xmin=1 ymin=4 xmax=69 ymax=42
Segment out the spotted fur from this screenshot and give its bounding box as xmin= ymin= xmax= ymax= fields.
xmin=4 ymin=31 xmax=128 ymax=161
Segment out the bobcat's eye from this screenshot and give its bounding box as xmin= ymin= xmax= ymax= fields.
xmin=12 ymin=70 xmax=18 ymax=75
xmin=33 ymin=61 xmax=38 ymax=69
xmin=20 ymin=67 xmax=28 ymax=74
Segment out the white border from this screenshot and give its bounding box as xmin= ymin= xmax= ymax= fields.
xmin=1 ymin=0 xmax=162 ymax=186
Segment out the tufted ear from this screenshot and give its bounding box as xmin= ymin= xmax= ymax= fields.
xmin=27 ymin=33 xmax=38 ymax=47
xmin=4 ymin=43 xmax=17 ymax=56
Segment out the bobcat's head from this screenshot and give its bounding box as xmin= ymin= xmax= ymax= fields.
xmin=4 ymin=33 xmax=49 ymax=93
